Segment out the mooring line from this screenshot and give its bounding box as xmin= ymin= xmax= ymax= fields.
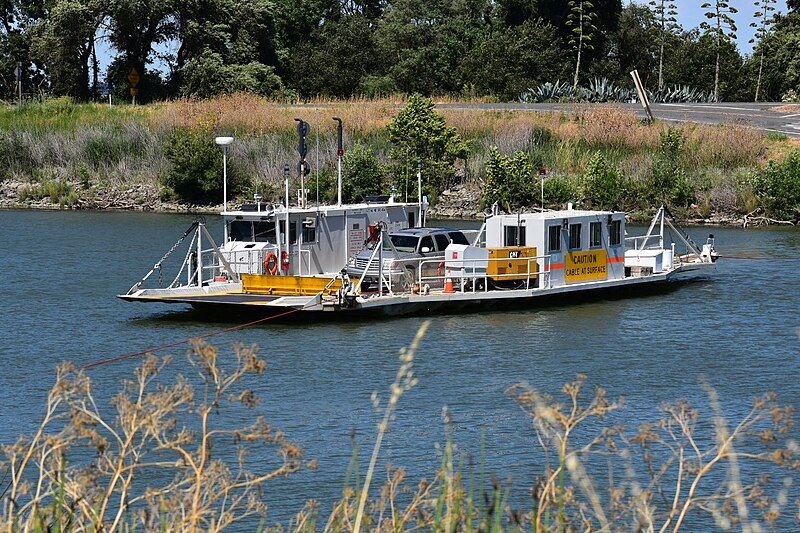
xmin=81 ymin=307 xmax=305 ymax=370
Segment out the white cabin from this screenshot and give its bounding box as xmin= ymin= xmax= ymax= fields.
xmin=486 ymin=209 xmax=627 ymax=287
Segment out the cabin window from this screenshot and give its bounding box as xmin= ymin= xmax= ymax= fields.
xmin=589 ymin=222 xmax=602 ymax=247
xmin=434 ymin=234 xmax=450 ymax=251
xmin=609 ymin=220 xmax=621 ymax=246
xmin=278 ymin=221 xmax=298 ymax=245
xmin=504 ymin=225 xmax=525 ymax=246
xmin=230 ymin=221 xmax=252 ymax=241
xmin=302 ymin=225 xmax=316 ymax=243
xmin=568 ymin=223 xmax=582 ymax=250
xmin=254 ymin=222 xmax=276 ymax=243
xmin=547 ymin=225 xmax=561 ymax=252
xmin=408 ymin=212 xmax=416 ymax=228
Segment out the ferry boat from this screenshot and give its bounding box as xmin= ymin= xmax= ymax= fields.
xmin=119 ymin=131 xmax=718 ymax=319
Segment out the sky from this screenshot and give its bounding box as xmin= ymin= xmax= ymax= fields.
xmin=96 ymin=0 xmax=790 ymax=74
xmin=643 ymin=0 xmax=789 ymax=53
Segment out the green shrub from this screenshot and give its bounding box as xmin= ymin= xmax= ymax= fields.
xmin=344 ymin=143 xmax=384 ymax=203
xmin=543 ymin=175 xmax=579 ymax=207
xmin=580 ymin=152 xmax=624 ymax=210
xmin=20 ymin=178 xmax=79 ymax=206
xmin=649 ymin=127 xmax=695 ymax=207
xmin=749 ymin=150 xmax=800 ymax=220
xmin=481 ymin=146 xmax=537 ymax=211
xmin=162 ymin=129 xmax=225 ymax=205
xmin=387 ymin=93 xmax=469 ymax=195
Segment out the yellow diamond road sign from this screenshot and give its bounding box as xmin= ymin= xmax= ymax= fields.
xmin=127 ymin=68 xmax=140 ymax=87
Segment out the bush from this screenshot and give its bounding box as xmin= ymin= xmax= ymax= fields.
xmin=20 ymin=178 xmax=79 ymax=206
xmin=387 ymin=93 xmax=469 ymax=195
xmin=580 ymin=152 xmax=624 ymax=210
xmin=343 ymin=143 xmax=384 ymax=203
xmin=749 ymin=150 xmax=800 ymax=220
xmin=162 ymin=129 xmax=225 ymax=205
xmin=649 ymin=128 xmax=695 ymax=207
xmin=544 ymin=175 xmax=579 ymax=207
xmin=481 ymin=146 xmax=537 ymax=211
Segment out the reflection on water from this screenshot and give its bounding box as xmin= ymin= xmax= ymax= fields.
xmin=1 ymin=210 xmax=798 ymax=525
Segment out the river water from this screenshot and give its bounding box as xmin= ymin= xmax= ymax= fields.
xmin=1 ymin=209 xmax=799 ymax=528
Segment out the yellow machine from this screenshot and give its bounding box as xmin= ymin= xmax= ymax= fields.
xmin=487 ymin=246 xmax=538 ymax=282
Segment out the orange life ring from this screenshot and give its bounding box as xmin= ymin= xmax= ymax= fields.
xmin=263 ymin=252 xmax=279 ymax=275
xmin=281 ymin=251 xmax=290 ymax=271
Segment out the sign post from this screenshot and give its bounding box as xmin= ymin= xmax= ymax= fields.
xmin=128 ymin=67 xmax=140 ymax=105
xmin=630 ymin=69 xmax=654 ymax=122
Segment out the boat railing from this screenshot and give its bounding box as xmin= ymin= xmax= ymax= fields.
xmin=378 ymin=255 xmax=552 ymax=295
xmin=625 ymin=234 xmax=664 ymax=251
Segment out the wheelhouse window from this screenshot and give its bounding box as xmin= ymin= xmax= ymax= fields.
xmin=254 ymin=221 xmax=276 ymax=242
xmin=504 ymin=225 xmax=525 ymax=246
xmin=229 ymin=221 xmax=252 ymax=241
xmin=568 ymin=223 xmax=582 ymax=250
xmin=547 ymin=225 xmax=561 ymax=252
xmin=609 ymin=220 xmax=621 ymax=246
xmin=302 ymin=224 xmax=316 ymax=243
xmin=434 ymin=233 xmax=451 ymax=251
xmin=589 ymin=222 xmax=602 ymax=247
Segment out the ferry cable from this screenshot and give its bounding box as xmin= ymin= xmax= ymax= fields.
xmin=81 ymin=306 xmax=307 ymax=370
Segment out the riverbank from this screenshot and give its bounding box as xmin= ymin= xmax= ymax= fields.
xmin=1 ymin=95 xmax=798 ymax=224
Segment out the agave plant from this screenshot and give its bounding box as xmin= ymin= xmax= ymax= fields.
xmin=520 ymin=80 xmax=575 ymax=103
xmin=647 ymin=84 xmax=714 ymax=103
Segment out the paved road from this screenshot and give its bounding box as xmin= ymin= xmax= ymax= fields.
xmin=437 ymin=102 xmax=800 ymax=137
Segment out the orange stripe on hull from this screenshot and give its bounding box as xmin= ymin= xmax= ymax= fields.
xmin=607 ymin=256 xmax=625 ymax=264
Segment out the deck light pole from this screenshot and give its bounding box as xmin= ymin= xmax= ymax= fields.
xmin=333 ymin=117 xmax=343 ymax=205
xmin=215 ymin=136 xmax=234 ymax=213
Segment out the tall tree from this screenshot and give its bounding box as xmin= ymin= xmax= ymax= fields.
xmin=649 ymin=0 xmax=678 ymax=89
xmin=29 ymin=0 xmax=106 ymax=100
xmin=700 ymin=0 xmax=738 ymax=102
xmin=749 ymin=0 xmax=777 ymax=102
xmin=106 ymin=0 xmax=174 ymax=102
xmin=567 ymin=0 xmax=598 ymax=89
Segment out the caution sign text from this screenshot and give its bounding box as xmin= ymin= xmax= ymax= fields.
xmin=564 ymin=250 xmax=608 ymax=283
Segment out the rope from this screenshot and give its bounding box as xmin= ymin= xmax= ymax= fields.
xmin=81 ymin=305 xmax=308 ymax=370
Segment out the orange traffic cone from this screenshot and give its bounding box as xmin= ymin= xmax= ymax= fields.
xmin=443 ymin=269 xmax=455 ymax=294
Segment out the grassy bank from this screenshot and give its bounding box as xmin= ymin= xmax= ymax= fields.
xmin=0 ymin=95 xmax=798 ymax=222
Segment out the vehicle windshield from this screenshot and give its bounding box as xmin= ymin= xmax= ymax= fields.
xmin=367 ymin=233 xmax=419 ymax=253
xmin=387 ymin=234 xmax=419 ymax=252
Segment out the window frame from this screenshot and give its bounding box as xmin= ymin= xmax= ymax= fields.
xmin=589 ymin=221 xmax=602 ymax=248
xmin=609 ymin=219 xmax=622 ymax=246
xmin=547 ymin=225 xmax=561 ymax=253
xmin=568 ymin=223 xmax=582 ymax=250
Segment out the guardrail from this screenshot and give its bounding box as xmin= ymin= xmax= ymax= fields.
xmin=625 ymin=234 xmax=664 ymax=250
xmin=360 ymin=254 xmax=553 ymax=295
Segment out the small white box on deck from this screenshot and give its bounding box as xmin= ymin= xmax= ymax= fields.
xmin=444 ymin=244 xmax=489 ymax=277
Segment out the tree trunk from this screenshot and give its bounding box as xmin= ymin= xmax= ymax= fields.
xmin=573 ymin=2 xmax=583 ymax=90
xmin=755 ymin=48 xmax=765 ymax=102
xmin=713 ymin=29 xmax=721 ymax=102
xmin=658 ymin=33 xmax=665 ymax=90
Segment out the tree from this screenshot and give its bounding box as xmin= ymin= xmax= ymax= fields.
xmin=749 ymin=0 xmax=777 ymax=102
xmin=649 ymin=0 xmax=678 ymax=89
xmin=700 ymin=0 xmax=738 ymax=102
xmin=481 ymin=146 xmax=537 ymax=211
xmin=567 ymin=0 xmax=598 ymax=89
xmin=106 ymin=0 xmax=174 ymax=103
xmin=29 ymin=0 xmax=106 ymax=100
xmin=387 ymin=93 xmax=468 ymax=196
xmin=343 ymin=143 xmax=384 ymax=203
